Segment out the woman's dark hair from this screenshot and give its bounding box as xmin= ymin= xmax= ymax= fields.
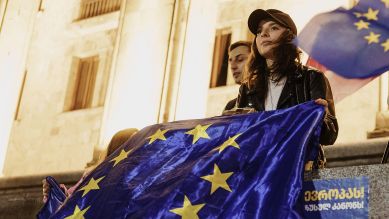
xmin=243 ymin=26 xmax=302 ymax=105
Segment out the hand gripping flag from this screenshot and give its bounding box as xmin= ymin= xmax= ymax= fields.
xmin=297 ymin=0 xmax=389 ymax=78
xmin=38 ymin=101 xmax=324 ymax=219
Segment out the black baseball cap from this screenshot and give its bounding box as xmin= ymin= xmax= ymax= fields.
xmin=248 ymin=9 xmax=297 ymax=35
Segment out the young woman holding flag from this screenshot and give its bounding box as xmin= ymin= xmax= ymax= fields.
xmin=236 ymin=9 xmax=338 ymax=168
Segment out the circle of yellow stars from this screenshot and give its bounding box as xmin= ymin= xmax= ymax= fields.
xmin=353 ymin=5 xmax=389 ymax=52
xmin=62 ymin=123 xmax=243 ymax=219
xmin=169 ymin=131 xmax=242 ymax=218
xmin=63 ymin=147 xmax=135 ymax=218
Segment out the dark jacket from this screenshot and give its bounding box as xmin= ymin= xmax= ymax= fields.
xmin=236 ymin=65 xmax=338 ymax=146
xmin=224 ymin=98 xmax=237 ymax=111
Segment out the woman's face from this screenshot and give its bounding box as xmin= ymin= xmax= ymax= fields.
xmin=255 ymin=20 xmax=287 ymax=60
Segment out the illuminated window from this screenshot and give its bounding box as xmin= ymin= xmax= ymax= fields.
xmin=79 ymin=0 xmax=121 ymax=20
xmin=65 ymin=56 xmax=99 ymax=111
xmin=14 ymin=70 xmax=27 ymax=121
xmin=0 ymin=0 xmax=8 ymax=32
xmin=209 ymin=28 xmax=231 ymax=88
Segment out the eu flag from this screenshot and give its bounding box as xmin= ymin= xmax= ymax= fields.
xmin=297 ymin=0 xmax=389 ymax=78
xmin=38 ymin=102 xmax=324 ymax=219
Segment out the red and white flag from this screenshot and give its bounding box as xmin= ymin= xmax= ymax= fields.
xmin=306 ymin=57 xmax=375 ymax=103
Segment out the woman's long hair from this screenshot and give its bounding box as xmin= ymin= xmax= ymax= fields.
xmin=242 ymin=27 xmax=302 ymax=105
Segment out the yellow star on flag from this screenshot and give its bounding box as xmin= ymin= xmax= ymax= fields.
xmin=185 ymin=124 xmax=211 ymax=144
xmin=214 ymin=133 xmax=241 ymax=153
xmin=110 ymin=149 xmax=131 ymax=167
xmin=64 ymin=205 xmax=91 ymax=219
xmin=364 ymin=32 xmax=381 ymax=44
xmin=201 ymin=164 xmax=233 ymax=194
xmin=382 ymin=39 xmax=389 ymax=52
xmin=147 ymin=129 xmax=169 ymax=144
xmin=354 ymin=12 xmax=363 ymax=18
xmin=79 ymin=176 xmax=105 ymax=197
xmin=354 ymin=20 xmax=370 ymax=30
xmin=363 ymin=8 xmax=379 ymax=20
xmin=382 ymin=0 xmax=389 ymax=8
xmin=169 ymin=195 xmax=205 ymax=219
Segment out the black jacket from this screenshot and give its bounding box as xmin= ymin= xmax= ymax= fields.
xmin=224 ymin=98 xmax=237 ymax=111
xmin=236 ymin=65 xmax=338 ymax=146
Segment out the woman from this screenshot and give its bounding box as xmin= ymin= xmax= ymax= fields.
xmin=236 ymin=9 xmax=338 ymax=168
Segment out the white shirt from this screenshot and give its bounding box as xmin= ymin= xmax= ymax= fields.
xmin=264 ymin=77 xmax=287 ymax=111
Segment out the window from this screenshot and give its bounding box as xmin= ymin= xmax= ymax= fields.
xmin=14 ymin=70 xmax=27 ymax=121
xmin=65 ymin=56 xmax=99 ymax=111
xmin=209 ymin=28 xmax=231 ymax=88
xmin=79 ymin=0 xmax=121 ymax=20
xmin=0 ymin=0 xmax=8 ymax=33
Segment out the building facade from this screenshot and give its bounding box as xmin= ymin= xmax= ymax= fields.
xmin=0 ymin=0 xmax=386 ymax=177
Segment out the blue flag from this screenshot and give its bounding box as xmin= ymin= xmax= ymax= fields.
xmin=297 ymin=0 xmax=389 ymax=78
xmin=37 ymin=177 xmax=67 ymax=219
xmin=38 ymin=102 xmax=324 ymax=219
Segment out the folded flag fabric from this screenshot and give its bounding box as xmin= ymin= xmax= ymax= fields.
xmin=297 ymin=0 xmax=389 ymax=78
xmin=38 ymin=101 xmax=324 ymax=219
xmin=37 ymin=177 xmax=67 ymax=219
xmin=306 ymin=57 xmax=376 ymax=103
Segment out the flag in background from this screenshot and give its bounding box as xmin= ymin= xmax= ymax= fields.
xmin=38 ymin=102 xmax=324 ymax=219
xmin=298 ymin=0 xmax=389 ymax=79
xmin=306 ymin=57 xmax=376 ymax=103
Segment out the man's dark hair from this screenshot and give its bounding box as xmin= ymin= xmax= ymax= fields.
xmin=228 ymin=41 xmax=252 ymax=53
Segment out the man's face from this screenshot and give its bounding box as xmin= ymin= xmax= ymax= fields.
xmin=228 ymin=46 xmax=250 ymax=84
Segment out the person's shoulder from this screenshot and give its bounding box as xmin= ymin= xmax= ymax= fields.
xmin=297 ymin=65 xmax=328 ymax=82
xmin=239 ymin=82 xmax=259 ymax=95
xmin=239 ymin=82 xmax=249 ymax=89
xmin=300 ymin=65 xmax=324 ymax=75
xmin=224 ymin=98 xmax=237 ymax=111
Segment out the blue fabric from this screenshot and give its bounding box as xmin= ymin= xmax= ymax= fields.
xmin=297 ymin=0 xmax=389 ymax=78
xmin=37 ymin=177 xmax=67 ymax=219
xmin=38 ymin=101 xmax=324 ymax=219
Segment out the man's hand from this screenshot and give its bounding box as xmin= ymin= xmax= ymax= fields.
xmin=42 ymin=178 xmax=68 ymax=203
xmin=42 ymin=179 xmax=50 ymax=203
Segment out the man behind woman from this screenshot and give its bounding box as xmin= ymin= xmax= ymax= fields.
xmin=224 ymin=40 xmax=252 ymax=111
